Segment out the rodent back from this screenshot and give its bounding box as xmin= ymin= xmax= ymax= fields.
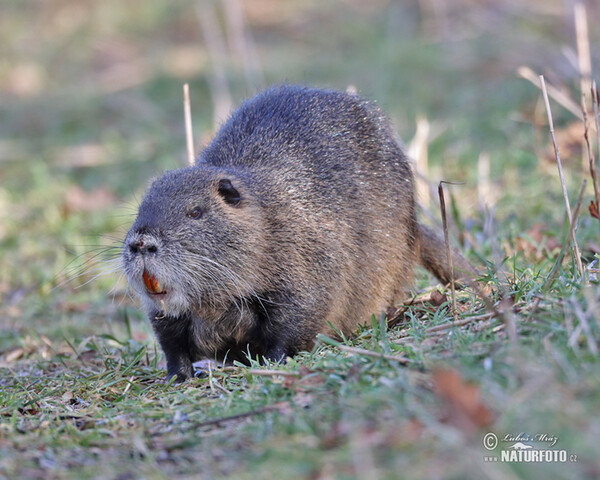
xmin=199 ymin=85 xmax=414 ymax=217
xmin=195 ymin=85 xmax=418 ymax=308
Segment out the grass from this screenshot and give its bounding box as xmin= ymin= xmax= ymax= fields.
xmin=1 ymin=1 xmax=600 ymax=479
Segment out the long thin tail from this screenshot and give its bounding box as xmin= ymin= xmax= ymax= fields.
xmin=418 ymin=224 xmax=475 ymax=285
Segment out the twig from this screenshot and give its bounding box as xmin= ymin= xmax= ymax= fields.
xmin=196 ymin=0 xmax=233 ymax=129
xmin=247 ymin=369 xmax=300 ymax=377
xmin=594 ymin=81 xmax=600 ymax=167
xmin=574 ymin=2 xmax=600 ymax=222
xmin=438 ymin=182 xmax=458 ymax=322
xmin=539 ymin=75 xmax=584 ymax=278
xmin=122 ymin=376 xmax=135 ymax=396
xmin=592 ymin=81 xmax=600 ymax=220
xmin=393 ymin=312 xmax=496 ymax=343
xmin=582 ymin=88 xmax=600 ymax=217
xmin=544 ymin=180 xmax=587 ymax=290
xmin=524 ymin=297 xmax=542 ymax=324
xmin=155 ymin=405 xmax=279 ymax=436
xmin=477 ymin=152 xmax=492 ymax=210
xmin=425 ymin=313 xmax=495 ymax=333
xmin=481 ymin=204 xmax=518 ymax=345
xmin=569 ymin=295 xmax=598 ymax=355
xmin=336 ymin=344 xmax=413 ymax=364
xmin=409 ymin=115 xmax=431 ymax=207
xmin=221 ymin=0 xmax=264 ymax=91
xmin=518 ymin=67 xmax=583 ymax=122
xmin=574 ymin=2 xmax=592 ymax=111
xmin=183 ymin=83 xmax=195 ymax=166
xmin=210 ymin=378 xmax=231 ymax=395
xmin=207 ymin=361 xmax=230 ymax=395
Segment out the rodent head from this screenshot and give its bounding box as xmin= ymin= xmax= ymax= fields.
xmin=122 ymin=165 xmax=267 ymax=319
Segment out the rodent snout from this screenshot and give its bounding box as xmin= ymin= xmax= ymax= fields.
xmin=128 ymin=237 xmax=159 ymax=256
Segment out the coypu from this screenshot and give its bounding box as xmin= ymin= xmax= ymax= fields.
xmin=121 ymin=85 xmax=472 ymax=382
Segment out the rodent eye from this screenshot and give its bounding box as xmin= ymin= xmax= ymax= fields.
xmin=188 ymin=206 xmax=204 ymax=219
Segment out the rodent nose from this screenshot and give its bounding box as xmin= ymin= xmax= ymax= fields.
xmin=129 ymin=238 xmax=158 ymax=255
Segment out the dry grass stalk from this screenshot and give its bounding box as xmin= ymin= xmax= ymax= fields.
xmin=221 ymin=0 xmax=264 ymax=91
xmin=574 ymin=2 xmax=592 ymax=112
xmin=393 ymin=307 xmax=503 ymax=341
xmin=155 ymin=299 xmax=167 ymax=319
xmin=172 ymin=406 xmax=279 ymax=434
xmin=539 ymin=75 xmax=584 ymax=278
xmin=518 ymin=66 xmax=582 ymax=121
xmin=207 ymin=361 xmax=231 ymax=395
xmin=196 ymin=0 xmax=233 ymax=129
xmin=477 ymin=151 xmax=492 ymax=209
xmin=544 ymin=180 xmax=587 ymax=290
xmin=592 ymin=80 xmax=600 ymax=157
xmin=409 ymin=116 xmax=431 ymax=207
xmin=594 ymin=81 xmax=600 ymax=167
xmin=437 ymin=182 xmax=458 ymax=322
xmin=424 ymin=313 xmax=494 ymax=334
xmin=592 ymin=81 xmax=600 ymax=220
xmin=247 ymin=369 xmax=300 ymax=377
xmin=210 ymin=378 xmax=231 ymax=395
xmin=183 ymin=83 xmax=195 ymax=166
xmin=574 ymin=2 xmax=600 ymax=221
xmin=583 ymin=285 xmax=600 ymax=329
xmin=568 ymin=295 xmax=599 ymax=356
xmin=480 ymin=204 xmax=519 ymax=344
xmin=581 ymin=85 xmax=599 ymax=218
xmin=336 ymin=344 xmax=413 ymax=364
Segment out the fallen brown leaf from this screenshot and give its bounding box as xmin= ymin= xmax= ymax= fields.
xmin=513 ymin=223 xmax=561 ymax=261
xmin=589 ymin=200 xmax=600 ymax=220
xmin=432 ymin=368 xmax=494 ymax=434
xmin=18 ymin=405 xmax=40 ymax=416
xmin=4 ymin=348 xmax=25 ymax=362
xmin=388 ymin=289 xmax=449 ymax=327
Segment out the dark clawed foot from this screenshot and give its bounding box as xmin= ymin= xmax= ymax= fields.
xmin=264 ymin=346 xmax=287 ymax=364
xmin=163 ymin=365 xmax=194 ymax=384
xmin=162 ymin=372 xmax=188 ymax=384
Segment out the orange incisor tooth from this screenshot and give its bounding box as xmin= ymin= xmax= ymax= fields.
xmin=143 ymin=270 xmax=162 ymax=293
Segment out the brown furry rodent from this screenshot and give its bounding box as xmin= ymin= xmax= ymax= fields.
xmin=122 ymin=85 xmax=472 ymax=382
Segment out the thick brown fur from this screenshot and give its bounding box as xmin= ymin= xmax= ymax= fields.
xmin=121 ymin=85 xmax=473 ymax=382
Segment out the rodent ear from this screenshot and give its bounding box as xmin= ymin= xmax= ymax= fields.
xmin=217 ymin=179 xmax=242 ymax=206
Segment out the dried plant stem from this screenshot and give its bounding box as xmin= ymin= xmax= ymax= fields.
xmin=172 ymin=405 xmax=280 ymax=434
xmin=568 ymin=295 xmax=598 ymax=355
xmin=575 ymin=2 xmax=592 ymax=111
xmin=539 ymin=75 xmax=584 ymax=278
xmin=336 ymin=344 xmax=413 ymax=364
xmin=574 ymin=2 xmax=600 ymax=222
xmin=424 ymin=314 xmax=494 ymax=334
xmin=437 ymin=182 xmax=458 ymax=322
xmin=481 ymin=207 xmax=518 ymax=344
xmin=592 ymin=81 xmax=600 ymax=219
xmin=581 ymin=85 xmax=599 ymax=217
xmin=477 ymin=152 xmax=492 ymax=209
xmin=544 ymin=180 xmax=587 ymax=290
xmin=518 ymin=66 xmax=583 ymax=122
xmin=221 ymin=0 xmax=264 ymax=91
xmin=594 ymin=81 xmax=600 ymax=165
xmin=183 ymin=83 xmax=195 ymax=166
xmin=410 ymin=116 xmax=431 ymax=207
xmin=196 ymin=0 xmax=232 ymax=129
xmin=247 ymin=369 xmax=299 ymax=377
